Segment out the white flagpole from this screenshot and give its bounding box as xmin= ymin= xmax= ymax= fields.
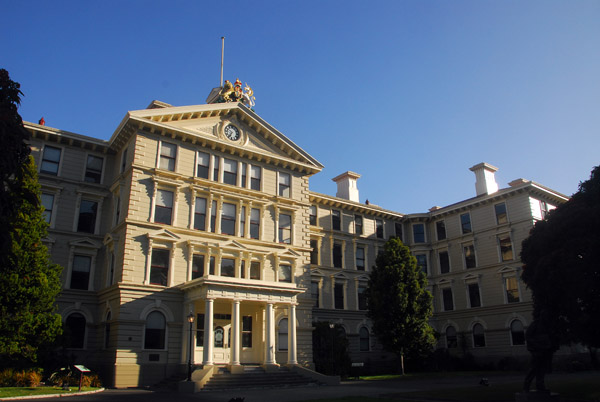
xmin=220 ymin=36 xmax=225 ymax=87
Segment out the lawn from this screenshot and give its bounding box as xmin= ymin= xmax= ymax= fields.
xmin=0 ymin=386 xmax=100 ymax=399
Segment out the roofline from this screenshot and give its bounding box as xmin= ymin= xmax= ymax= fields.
xmin=24 ymin=121 xmax=109 ymax=147
xmin=310 ymin=191 xmax=404 ymax=219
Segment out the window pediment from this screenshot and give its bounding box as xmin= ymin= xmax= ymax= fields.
xmin=147 ymin=228 xmax=180 ymax=242
xmin=69 ymin=237 xmax=101 ymax=249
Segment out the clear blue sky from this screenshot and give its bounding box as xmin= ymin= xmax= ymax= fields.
xmin=4 ymin=0 xmax=599 ymax=213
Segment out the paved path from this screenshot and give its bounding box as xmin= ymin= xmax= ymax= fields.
xmin=7 ymin=371 xmax=597 ymax=402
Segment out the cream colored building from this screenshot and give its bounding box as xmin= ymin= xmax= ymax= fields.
xmin=25 ymin=99 xmax=568 ymax=387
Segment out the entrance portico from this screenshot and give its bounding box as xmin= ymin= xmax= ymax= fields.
xmin=180 ymin=276 xmax=304 ymax=371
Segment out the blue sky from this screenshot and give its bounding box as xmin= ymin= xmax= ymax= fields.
xmin=4 ymin=0 xmax=599 ymax=213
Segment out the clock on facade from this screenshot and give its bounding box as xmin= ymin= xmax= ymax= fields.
xmin=224 ymin=124 xmax=241 ymax=141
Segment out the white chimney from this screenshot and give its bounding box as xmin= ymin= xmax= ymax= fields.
xmin=469 ymin=163 xmax=499 ymax=196
xmin=332 ymin=171 xmax=361 ymax=202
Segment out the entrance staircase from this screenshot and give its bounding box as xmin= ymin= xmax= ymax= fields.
xmin=201 ymin=365 xmax=320 ymax=391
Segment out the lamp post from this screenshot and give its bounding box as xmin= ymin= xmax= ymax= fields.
xmin=329 ymin=323 xmax=335 ymax=375
xmin=187 ymin=312 xmax=195 ymax=382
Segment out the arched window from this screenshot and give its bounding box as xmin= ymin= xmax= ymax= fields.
xmin=472 ymin=323 xmax=485 ymax=347
xmin=510 ymin=320 xmax=525 ymax=345
xmin=359 ymin=327 xmax=370 ymax=352
xmin=144 ymin=311 xmax=166 ymax=349
xmin=337 ymin=326 xmax=347 ymax=339
xmin=278 ymin=318 xmax=288 ymax=351
xmin=65 ymin=313 xmax=86 ymax=349
xmin=445 ymin=326 xmax=457 ymax=348
xmin=104 ymin=311 xmax=112 ymax=349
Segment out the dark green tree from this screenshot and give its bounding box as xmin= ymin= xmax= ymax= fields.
xmin=521 ymin=165 xmax=600 ymax=353
xmin=0 ymin=69 xmax=63 ymax=367
xmin=366 ymin=237 xmax=436 ymax=374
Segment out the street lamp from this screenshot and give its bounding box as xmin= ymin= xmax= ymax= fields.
xmin=187 ymin=312 xmax=195 ymax=382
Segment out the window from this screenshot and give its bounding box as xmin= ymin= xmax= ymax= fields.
xmin=40 ymin=146 xmax=61 ymax=175
xmin=250 ymin=208 xmax=260 ymax=239
xmin=436 ymin=220 xmax=446 ymax=240
xmin=107 ymin=252 xmax=115 ymax=286
xmin=376 ymin=219 xmax=384 ymax=239
xmin=221 ymin=258 xmax=235 ymax=277
xmin=358 ymin=285 xmax=367 ymax=310
xmin=278 ymin=172 xmax=290 ymax=197
xmin=240 ymin=206 xmax=246 ymax=236
xmin=442 ymin=288 xmax=454 ymax=311
xmin=468 ymin=283 xmax=481 ymax=308
xmin=472 ymin=323 xmax=485 ymax=347
xmin=150 ymin=249 xmax=170 ymax=286
xmin=250 ymin=261 xmax=260 ymax=280
xmin=221 ymin=203 xmax=236 ymax=236
xmin=412 ymin=223 xmax=425 ymax=243
xmin=213 ymin=156 xmax=220 ymax=181
xmin=84 ymin=155 xmax=103 ymax=183
xmin=65 ymin=313 xmax=86 ymax=349
xmin=334 ymin=283 xmax=345 ymax=309
xmin=332 ymin=210 xmax=341 ymax=230
xmin=209 ymin=256 xmax=215 ymax=275
xmin=495 ymin=203 xmax=508 ymax=225
xmin=41 ymin=193 xmax=54 ymax=224
xmin=104 ymin=312 xmax=112 ymax=349
xmin=120 ymin=147 xmax=128 ymax=173
xmin=460 ymin=213 xmax=472 ymax=234
xmin=194 ymin=197 xmax=207 ymax=231
xmin=77 ymin=199 xmax=98 ymax=233
xmin=356 ymin=246 xmax=365 ymax=271
xmin=278 ymin=318 xmax=288 ymax=351
xmin=311 ymin=282 xmax=320 ymax=307
xmin=505 ymin=277 xmax=520 ymax=303
xmin=355 ymin=215 xmax=363 ymax=235
xmin=439 ymin=251 xmax=450 ymax=274
xmin=196 ymin=314 xmax=205 ymax=346
xmin=210 ymin=200 xmax=217 ymax=232
xmin=309 ymin=206 xmax=317 ymax=226
xmin=242 ymin=316 xmax=252 ymax=348
xmin=446 ymin=326 xmax=457 ymax=348
xmin=510 ymin=320 xmax=525 ymax=345
xmin=463 ymin=244 xmax=476 ymax=268
xmin=144 ymin=311 xmax=166 ymax=349
xmin=154 ymin=190 xmax=173 ymax=225
xmin=241 ymin=163 xmax=247 ymax=188
xmin=279 ymin=213 xmax=292 ymax=244
xmin=394 ymin=222 xmax=403 ymax=240
xmin=223 ymin=158 xmax=238 ymax=185
xmin=310 ymin=240 xmax=319 ymax=265
xmin=196 ymin=152 xmax=209 ymax=179
xmin=415 ymin=254 xmax=427 ymax=274
xmin=114 ymin=196 xmax=121 ymax=225
xmin=250 ymin=165 xmax=261 ymax=190
xmin=279 ymin=264 xmax=292 ymax=283
xmin=333 ymin=243 xmax=343 ymax=268
xmin=240 ymin=261 xmax=245 ymax=279
xmin=159 ymin=142 xmax=177 ymax=171
xmin=499 ymin=236 xmax=513 ymax=261
xmin=540 ymin=201 xmax=549 ymax=219
xmin=71 ymin=255 xmax=91 ymax=290
xmin=214 ymin=327 xmax=224 ymax=348
xmin=192 ymin=254 xmax=204 ymax=280
xmin=359 ymin=327 xmax=370 ymax=351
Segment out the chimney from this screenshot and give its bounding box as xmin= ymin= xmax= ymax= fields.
xmin=332 ymin=171 xmax=361 ymax=202
xmin=469 ymin=163 xmax=499 ymax=196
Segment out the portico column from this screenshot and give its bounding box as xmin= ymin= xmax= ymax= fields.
xmin=230 ymin=300 xmax=241 ymax=366
xmin=265 ymin=303 xmax=276 ymax=365
xmin=202 ymin=298 xmax=214 ymax=365
xmin=287 ymin=303 xmax=298 ymax=365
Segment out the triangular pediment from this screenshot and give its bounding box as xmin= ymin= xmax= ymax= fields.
xmin=147 ymin=228 xmax=180 ymax=242
xmin=437 ymin=278 xmax=454 ymax=286
xmin=221 ymin=240 xmax=249 ymax=251
xmin=310 ymin=268 xmax=326 ymax=277
xmin=69 ymin=237 xmax=101 ymax=249
xmin=355 ymin=274 xmax=369 ymax=282
xmin=462 ymin=273 xmax=480 ymax=282
xmin=280 ymin=248 xmax=302 ymax=258
xmin=331 ymin=272 xmax=350 ymax=280
xmin=497 ymin=266 xmax=520 ymax=275
xmin=118 ymin=103 xmax=323 ymax=175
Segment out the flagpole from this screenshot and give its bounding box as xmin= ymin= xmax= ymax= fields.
xmin=220 ymin=36 xmax=225 ymax=87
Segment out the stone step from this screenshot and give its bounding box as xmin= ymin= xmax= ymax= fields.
xmin=202 ymin=367 xmax=319 ymax=391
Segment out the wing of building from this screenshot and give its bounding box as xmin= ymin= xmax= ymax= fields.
xmin=25 ymin=99 xmax=568 ymax=387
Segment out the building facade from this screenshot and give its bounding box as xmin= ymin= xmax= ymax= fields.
xmin=26 ymin=99 xmax=567 ymax=387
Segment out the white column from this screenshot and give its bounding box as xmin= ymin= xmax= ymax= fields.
xmin=202 ymin=298 xmax=214 ymax=365
xmin=287 ymin=304 xmax=298 ymax=365
xmin=231 ymin=300 xmax=241 ymax=366
xmin=265 ymin=303 xmax=276 ymax=364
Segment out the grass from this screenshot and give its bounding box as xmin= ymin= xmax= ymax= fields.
xmin=0 ymin=386 xmax=100 ymax=398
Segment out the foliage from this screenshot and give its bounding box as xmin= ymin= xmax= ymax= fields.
xmin=0 ymin=69 xmax=63 ymax=367
xmin=312 ymin=321 xmax=352 ymax=377
xmin=366 ymin=238 xmax=436 ymax=371
xmin=521 ymin=165 xmax=600 ymax=349
xmin=48 ymin=366 xmax=102 ymax=387
xmin=0 ymin=368 xmax=43 ymax=387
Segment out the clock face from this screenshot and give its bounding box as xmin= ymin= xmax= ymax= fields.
xmin=224 ymin=124 xmax=240 ymax=141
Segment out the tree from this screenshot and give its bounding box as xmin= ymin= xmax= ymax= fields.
xmin=521 ymin=165 xmax=600 ymax=353
xmin=0 ymin=69 xmax=63 ymax=367
xmin=366 ymin=237 xmax=436 ymax=374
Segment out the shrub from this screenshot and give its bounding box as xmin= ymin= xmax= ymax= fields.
xmin=0 ymin=369 xmax=15 ymax=386
xmin=0 ymin=368 xmax=42 ymax=387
